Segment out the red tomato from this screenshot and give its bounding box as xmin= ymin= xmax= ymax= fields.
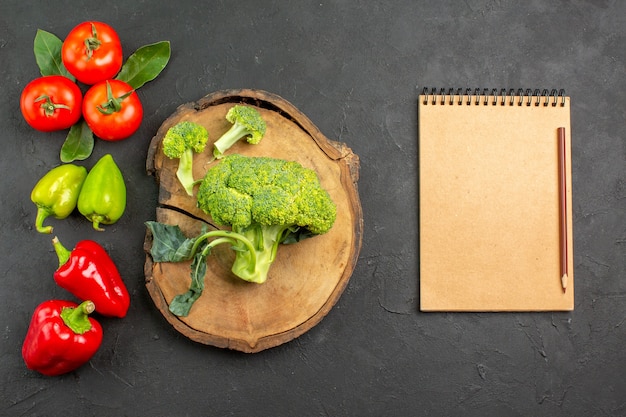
xmin=20 ymin=75 xmax=83 ymax=132
xmin=82 ymin=79 xmax=143 ymax=141
xmin=61 ymin=21 xmax=123 ymax=85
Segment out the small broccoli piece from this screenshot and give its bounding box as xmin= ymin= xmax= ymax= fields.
xmin=162 ymin=121 xmax=209 ymax=196
xmin=197 ymin=154 xmax=337 ymax=284
xmin=213 ymin=105 xmax=267 ymax=160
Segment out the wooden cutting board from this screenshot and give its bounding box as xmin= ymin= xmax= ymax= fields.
xmin=144 ymin=89 xmax=362 ymax=353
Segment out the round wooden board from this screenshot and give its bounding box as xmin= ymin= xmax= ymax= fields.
xmin=144 ymin=89 xmax=363 ymax=353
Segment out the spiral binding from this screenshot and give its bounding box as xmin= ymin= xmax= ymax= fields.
xmin=421 ymin=87 xmax=566 ymax=107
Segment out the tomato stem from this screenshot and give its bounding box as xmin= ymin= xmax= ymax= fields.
xmin=96 ymin=81 xmax=134 ymax=115
xmin=84 ymin=23 xmax=102 ymax=60
xmin=35 ymin=95 xmax=71 ymax=117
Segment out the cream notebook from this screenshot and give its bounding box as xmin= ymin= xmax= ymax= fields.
xmin=419 ymin=88 xmax=574 ymax=311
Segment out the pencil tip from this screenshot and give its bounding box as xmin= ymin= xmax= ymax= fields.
xmin=561 ymin=274 xmax=568 ymax=292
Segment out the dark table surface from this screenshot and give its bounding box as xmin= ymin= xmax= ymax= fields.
xmin=1 ymin=1 xmax=625 ymax=416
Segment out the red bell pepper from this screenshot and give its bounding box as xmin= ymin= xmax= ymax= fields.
xmin=22 ymin=300 xmax=103 ymax=376
xmin=52 ymin=236 xmax=130 ymax=318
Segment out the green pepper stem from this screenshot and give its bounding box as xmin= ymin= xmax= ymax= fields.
xmin=89 ymin=215 xmax=105 ymax=232
xmin=60 ymin=300 xmax=95 ymax=334
xmin=34 ymin=207 xmax=53 ymax=234
xmin=51 ymin=236 xmax=71 ymax=268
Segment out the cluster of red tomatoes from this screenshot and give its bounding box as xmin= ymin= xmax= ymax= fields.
xmin=20 ymin=22 xmax=142 ymax=141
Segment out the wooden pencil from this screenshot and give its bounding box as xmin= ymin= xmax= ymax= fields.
xmin=558 ymin=127 xmax=568 ymax=292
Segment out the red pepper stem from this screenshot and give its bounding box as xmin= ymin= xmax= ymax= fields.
xmin=60 ymin=300 xmax=95 ymax=335
xmin=52 ymin=236 xmax=71 ymax=268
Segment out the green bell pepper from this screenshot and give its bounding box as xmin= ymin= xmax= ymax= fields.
xmin=31 ymin=164 xmax=87 ymax=234
xmin=77 ymin=154 xmax=126 ymax=231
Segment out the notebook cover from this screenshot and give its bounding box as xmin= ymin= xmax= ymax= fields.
xmin=418 ymin=94 xmax=574 ymax=311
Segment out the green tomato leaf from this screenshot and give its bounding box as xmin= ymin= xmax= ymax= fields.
xmin=33 ymin=29 xmax=74 ymax=80
xmin=116 ymin=41 xmax=171 ymax=90
xmin=60 ymin=121 xmax=94 ymax=162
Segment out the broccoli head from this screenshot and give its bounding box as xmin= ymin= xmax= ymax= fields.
xmin=197 ymin=154 xmax=337 ymax=284
xmin=145 ymin=153 xmax=337 ymax=316
xmin=213 ymin=105 xmax=267 ymax=160
xmin=162 ymin=121 xmax=209 ymax=196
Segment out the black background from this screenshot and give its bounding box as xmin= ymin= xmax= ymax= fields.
xmin=1 ymin=1 xmax=625 ymax=416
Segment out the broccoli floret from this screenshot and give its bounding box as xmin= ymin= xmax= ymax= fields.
xmin=213 ymin=105 xmax=267 ymax=160
xmin=162 ymin=121 xmax=209 ymax=196
xmin=197 ymin=154 xmax=336 ymax=284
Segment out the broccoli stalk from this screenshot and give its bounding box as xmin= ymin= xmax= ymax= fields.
xmin=162 ymin=121 xmax=209 ymax=196
xmin=229 ymin=224 xmax=295 ymax=283
xmin=145 ymin=224 xmax=259 ymax=317
xmin=213 ymin=105 xmax=266 ymax=160
xmin=145 ymin=154 xmax=337 ymax=316
xmin=175 ymin=147 xmax=195 ymax=195
xmin=144 ymin=222 xmax=286 ymax=316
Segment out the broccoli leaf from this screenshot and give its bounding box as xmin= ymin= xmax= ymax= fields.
xmin=168 ymin=290 xmax=202 ymax=317
xmin=280 ymin=226 xmax=316 ymax=245
xmin=145 ymin=221 xmax=199 ymax=262
xmin=168 ymin=251 xmax=207 ymax=317
xmin=147 ymin=221 xmax=260 ymax=316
